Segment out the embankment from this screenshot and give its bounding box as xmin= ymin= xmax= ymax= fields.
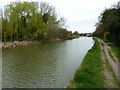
xmin=2 ymin=35 xmax=80 ymax=49
xmin=2 ymin=38 xmax=64 ymax=49
xmin=66 ymin=39 xmax=106 ymax=88
xmin=2 ymin=41 xmax=40 ymax=49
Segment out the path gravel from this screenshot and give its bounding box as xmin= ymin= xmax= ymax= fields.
xmin=101 ymin=40 xmax=118 ymax=79
xmin=98 ymin=39 xmax=118 ymax=88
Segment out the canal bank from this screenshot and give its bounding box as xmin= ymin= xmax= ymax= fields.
xmin=2 ymin=35 xmax=80 ymax=49
xmin=66 ymin=38 xmax=118 ymax=88
xmin=66 ymin=38 xmax=106 ymax=88
xmin=2 ymin=39 xmax=60 ymax=49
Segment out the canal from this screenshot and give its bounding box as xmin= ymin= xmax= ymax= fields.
xmin=2 ymin=37 xmax=94 ymax=88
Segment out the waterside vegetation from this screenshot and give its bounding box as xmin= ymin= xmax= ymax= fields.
xmin=67 ymin=39 xmax=106 ymax=88
xmin=1 ymin=1 xmax=80 ymax=43
xmin=93 ymin=1 xmax=120 ymax=46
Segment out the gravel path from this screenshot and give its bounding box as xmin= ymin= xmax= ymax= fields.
xmin=101 ymin=40 xmax=118 ymax=79
xmin=99 ymin=39 xmax=118 ymax=87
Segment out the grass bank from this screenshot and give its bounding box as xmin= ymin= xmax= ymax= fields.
xmin=110 ymin=44 xmax=120 ymax=61
xmin=67 ymin=39 xmax=106 ymax=88
xmin=99 ymin=38 xmax=119 ymax=61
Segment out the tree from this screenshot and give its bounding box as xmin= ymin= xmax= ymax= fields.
xmin=2 ymin=1 xmax=68 ymax=42
xmin=73 ymin=31 xmax=79 ymax=35
xmin=93 ymin=1 xmax=120 ymax=46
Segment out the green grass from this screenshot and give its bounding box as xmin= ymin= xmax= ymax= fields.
xmin=109 ymin=44 xmax=120 ymax=87
xmin=110 ymin=44 xmax=120 ymax=62
xmin=99 ymin=38 xmax=119 ymax=62
xmin=67 ymin=39 xmax=106 ymax=88
xmin=103 ymin=49 xmax=118 ymax=88
xmin=108 ymin=50 xmax=117 ymax=63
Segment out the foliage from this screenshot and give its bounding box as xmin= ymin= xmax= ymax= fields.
xmin=104 ymin=32 xmax=110 ymax=41
xmin=2 ymin=1 xmax=72 ymax=42
xmin=93 ymin=1 xmax=120 ymax=46
xmin=73 ymin=31 xmax=79 ymax=35
xmin=110 ymin=44 xmax=120 ymax=61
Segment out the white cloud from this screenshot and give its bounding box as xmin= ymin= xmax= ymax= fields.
xmin=0 ymin=0 xmax=119 ymax=33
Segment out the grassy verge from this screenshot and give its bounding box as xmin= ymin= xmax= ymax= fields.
xmin=102 ymin=45 xmax=118 ymax=87
xmin=67 ymin=39 xmax=106 ymax=88
xmin=99 ymin=38 xmax=119 ymax=61
xmin=108 ymin=50 xmax=117 ymax=63
xmin=109 ymin=44 xmax=120 ymax=62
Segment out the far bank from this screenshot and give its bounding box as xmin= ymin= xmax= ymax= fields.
xmin=2 ymin=34 xmax=81 ymax=49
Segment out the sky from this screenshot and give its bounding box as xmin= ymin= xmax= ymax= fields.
xmin=0 ymin=0 xmax=119 ymax=33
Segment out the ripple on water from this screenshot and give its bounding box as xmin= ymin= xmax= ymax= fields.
xmin=2 ymin=37 xmax=94 ymax=88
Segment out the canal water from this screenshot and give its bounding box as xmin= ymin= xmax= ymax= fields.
xmin=2 ymin=37 xmax=94 ymax=88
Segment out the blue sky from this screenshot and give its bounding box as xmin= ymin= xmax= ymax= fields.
xmin=0 ymin=0 xmax=119 ymax=33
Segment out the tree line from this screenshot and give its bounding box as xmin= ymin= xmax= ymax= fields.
xmin=1 ymin=2 xmax=79 ymax=42
xmin=93 ymin=1 xmax=120 ymax=46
